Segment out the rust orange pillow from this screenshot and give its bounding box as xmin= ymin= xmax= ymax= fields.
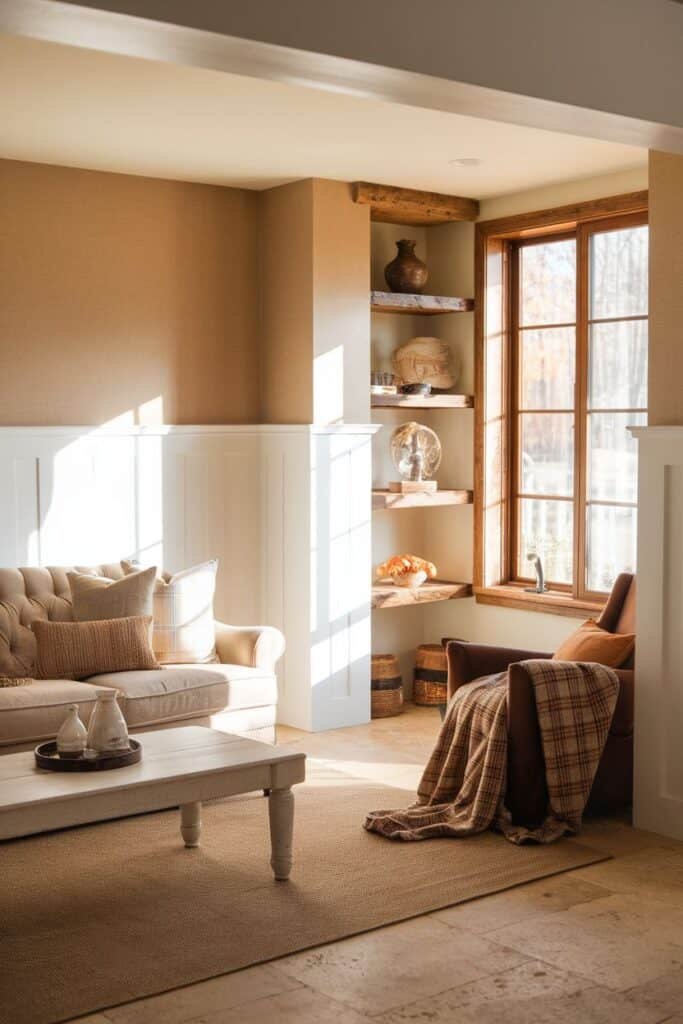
xmin=553 ymin=618 xmax=634 ymax=668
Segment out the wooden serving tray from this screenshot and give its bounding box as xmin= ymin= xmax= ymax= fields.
xmin=34 ymin=739 xmax=142 ymax=772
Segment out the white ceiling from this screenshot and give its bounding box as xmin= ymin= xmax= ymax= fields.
xmin=0 ymin=33 xmax=647 ymax=198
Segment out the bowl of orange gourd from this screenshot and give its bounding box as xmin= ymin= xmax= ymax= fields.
xmin=376 ymin=554 xmax=437 ymax=589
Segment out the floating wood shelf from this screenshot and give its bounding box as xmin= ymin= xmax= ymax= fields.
xmin=371 ymin=291 xmax=474 ymax=315
xmin=372 ymin=579 xmax=472 ymax=609
xmin=371 ymin=393 xmax=473 ymax=409
xmin=372 ymin=489 xmax=473 ymax=510
xmin=352 ymin=182 xmax=479 ymax=225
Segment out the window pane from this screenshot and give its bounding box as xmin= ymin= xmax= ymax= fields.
xmin=520 ymin=327 xmax=575 ymax=410
xmin=588 ymin=411 xmax=646 ymax=503
xmin=589 ymin=319 xmax=648 ymax=410
xmin=485 ymin=332 xmax=504 ymax=420
xmin=520 ymin=239 xmax=576 ymax=326
xmin=519 ymin=498 xmax=573 ymax=584
xmin=590 ymin=225 xmax=648 ymax=320
xmin=485 ymin=419 xmax=503 ymax=506
xmin=586 ymin=505 xmax=637 ymax=592
xmin=520 ymin=413 xmax=573 ymax=496
xmin=485 ymin=503 xmax=503 ymax=586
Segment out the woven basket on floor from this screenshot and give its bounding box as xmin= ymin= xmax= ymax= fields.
xmin=413 ymin=643 xmax=448 ymax=705
xmin=371 ymin=654 xmax=403 ymax=718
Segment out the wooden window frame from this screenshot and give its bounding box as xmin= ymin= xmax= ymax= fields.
xmin=474 ymin=192 xmax=648 ymax=617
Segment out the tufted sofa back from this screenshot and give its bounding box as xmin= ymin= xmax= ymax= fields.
xmin=0 ymin=564 xmax=126 ymax=678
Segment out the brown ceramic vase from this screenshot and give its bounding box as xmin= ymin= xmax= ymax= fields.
xmin=384 ymin=239 xmax=428 ymax=294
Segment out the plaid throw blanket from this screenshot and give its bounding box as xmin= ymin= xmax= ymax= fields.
xmin=364 ymin=660 xmax=619 ymax=845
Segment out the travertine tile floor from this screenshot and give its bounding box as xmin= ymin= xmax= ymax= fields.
xmin=73 ymin=705 xmax=683 ymax=1024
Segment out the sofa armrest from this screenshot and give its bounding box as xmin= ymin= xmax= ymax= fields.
xmin=214 ymin=621 xmax=285 ymax=673
xmin=446 ymin=641 xmax=553 ymax=700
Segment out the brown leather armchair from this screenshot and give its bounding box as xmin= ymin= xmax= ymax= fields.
xmin=445 ymin=574 xmax=636 ymax=826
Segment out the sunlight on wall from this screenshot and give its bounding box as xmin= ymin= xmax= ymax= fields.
xmin=137 ymin=395 xmax=165 ymax=425
xmin=27 ymin=399 xmax=165 ymax=568
xmin=313 ymin=345 xmax=344 ymax=425
xmin=309 ymin=431 xmax=372 ymax=721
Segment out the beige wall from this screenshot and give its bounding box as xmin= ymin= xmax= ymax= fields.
xmin=0 ymin=159 xmax=260 ymax=426
xmin=312 ymin=179 xmax=370 ymax=425
xmin=648 ymin=151 xmax=683 ymax=426
xmin=0 ymin=163 xmax=370 ymax=428
xmin=259 ymin=178 xmax=370 ymax=425
xmin=258 ymin=179 xmax=315 ymax=424
xmin=478 ymin=166 xmax=648 ymax=221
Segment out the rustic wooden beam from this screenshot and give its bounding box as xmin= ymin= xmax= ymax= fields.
xmin=352 ymin=182 xmax=479 ymax=225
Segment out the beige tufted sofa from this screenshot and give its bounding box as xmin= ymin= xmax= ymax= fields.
xmin=0 ymin=564 xmax=285 ymax=753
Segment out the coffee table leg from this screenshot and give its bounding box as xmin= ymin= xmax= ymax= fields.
xmin=180 ymin=801 xmax=202 ymax=848
xmin=268 ymin=787 xmax=294 ymax=880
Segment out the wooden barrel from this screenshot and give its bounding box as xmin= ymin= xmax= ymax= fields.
xmin=371 ymin=654 xmax=403 ymax=718
xmin=413 ymin=643 xmax=448 ymax=705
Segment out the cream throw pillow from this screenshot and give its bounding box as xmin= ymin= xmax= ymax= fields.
xmin=68 ymin=566 xmax=157 ymax=622
xmin=33 ymin=616 xmax=159 ymax=680
xmin=122 ymin=559 xmax=218 ymax=664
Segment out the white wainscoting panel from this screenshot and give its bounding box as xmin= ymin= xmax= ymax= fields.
xmin=631 ymin=426 xmax=683 ymax=839
xmin=0 ymin=424 xmax=377 ymax=732
xmin=0 ymin=428 xmax=264 ymax=626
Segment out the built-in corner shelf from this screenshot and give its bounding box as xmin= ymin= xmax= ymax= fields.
xmin=372 ymin=489 xmax=473 ymax=510
xmin=371 ymin=393 xmax=473 ymax=409
xmin=372 ymin=579 xmax=472 ymax=609
xmin=371 ymin=291 xmax=474 ymax=316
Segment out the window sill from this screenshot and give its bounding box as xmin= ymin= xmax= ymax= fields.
xmin=474 ymin=585 xmax=604 ymax=619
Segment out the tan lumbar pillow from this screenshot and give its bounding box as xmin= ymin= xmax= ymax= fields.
xmin=553 ymin=618 xmax=635 ymax=668
xmin=122 ymin=559 xmax=218 ymax=664
xmin=68 ymin=566 xmax=157 ymax=622
xmin=32 ymin=616 xmax=159 ymax=680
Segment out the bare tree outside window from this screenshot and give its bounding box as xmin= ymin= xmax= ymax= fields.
xmin=513 ymin=221 xmax=647 ymax=594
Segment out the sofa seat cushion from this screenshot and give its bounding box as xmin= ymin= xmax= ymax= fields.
xmin=87 ymin=663 xmax=277 ymax=728
xmin=0 ymin=679 xmax=102 ymax=747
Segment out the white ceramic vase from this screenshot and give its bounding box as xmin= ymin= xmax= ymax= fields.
xmin=56 ymin=703 xmax=88 ymax=759
xmin=86 ymin=689 xmax=130 ymax=754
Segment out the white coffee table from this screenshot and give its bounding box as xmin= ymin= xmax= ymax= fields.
xmin=0 ymin=726 xmax=306 ymax=880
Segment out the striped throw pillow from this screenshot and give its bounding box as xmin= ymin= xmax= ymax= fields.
xmin=122 ymin=560 xmax=218 ymax=665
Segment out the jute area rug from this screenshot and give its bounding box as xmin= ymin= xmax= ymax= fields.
xmin=1 ymin=762 xmax=608 ymax=1024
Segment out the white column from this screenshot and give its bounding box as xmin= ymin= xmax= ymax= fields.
xmin=262 ymin=424 xmax=379 ymax=731
xmin=631 ymin=426 xmax=683 ymax=839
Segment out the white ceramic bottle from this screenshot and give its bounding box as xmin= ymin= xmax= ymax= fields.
xmin=86 ymin=689 xmax=130 ymax=754
xmin=56 ymin=704 xmax=88 ymax=759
